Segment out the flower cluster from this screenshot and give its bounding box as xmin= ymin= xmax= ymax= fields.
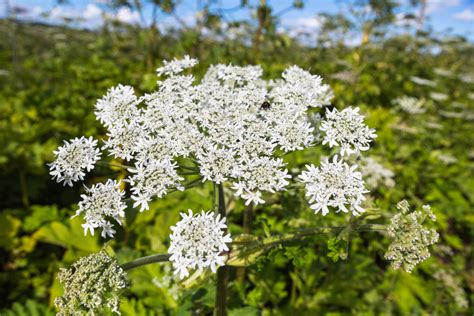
xmin=320 ymin=107 xmax=377 ymax=156
xmin=127 ymin=159 xmax=184 ymax=212
xmin=156 ymin=55 xmax=198 ymax=76
xmin=54 ymin=252 xmax=128 ymax=316
xmin=384 ymin=200 xmax=439 ymax=272
xmin=48 ymin=56 xmax=379 ymax=232
xmin=433 ymin=270 xmax=468 ymax=309
xmin=88 ymin=58 xmax=335 ymax=207
xmin=299 ymin=155 xmax=368 ymax=216
xmin=359 ymin=156 xmax=395 ymax=189
xmin=393 ymin=96 xmax=426 ymax=114
xmin=168 ymin=210 xmax=232 ymax=279
xmin=74 ymin=179 xmax=126 ymax=238
xmin=49 ymin=136 xmax=101 ymax=186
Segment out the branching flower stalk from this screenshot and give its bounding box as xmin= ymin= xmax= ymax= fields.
xmin=50 ymin=56 xmax=439 ymax=315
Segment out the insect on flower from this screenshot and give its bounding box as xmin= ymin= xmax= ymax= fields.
xmin=260 ymin=101 xmax=271 ymax=110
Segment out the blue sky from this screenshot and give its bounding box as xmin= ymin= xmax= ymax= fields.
xmin=2 ymin=0 xmax=473 ymax=40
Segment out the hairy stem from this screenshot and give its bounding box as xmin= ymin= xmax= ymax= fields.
xmin=121 ymin=254 xmax=171 ymax=271
xmin=215 ymin=183 xmax=229 ymax=316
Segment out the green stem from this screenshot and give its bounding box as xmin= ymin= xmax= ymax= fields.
xmin=215 ymin=183 xmax=229 ymax=316
xmin=179 ymin=165 xmax=199 ymax=171
xmin=121 ymin=254 xmax=171 ymax=271
xmin=98 ymin=161 xmax=130 ymax=169
xmin=227 ymin=224 xmax=387 ymax=266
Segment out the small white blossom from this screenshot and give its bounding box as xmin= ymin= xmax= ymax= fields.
xmin=320 ymin=107 xmax=377 ymax=156
xmin=299 ymin=155 xmax=368 ymax=216
xmin=102 ymin=122 xmax=145 ymax=161
xmin=168 ymin=210 xmax=232 ymax=279
xmin=197 ymin=145 xmax=238 ymax=184
xmin=385 ymin=200 xmax=439 ymax=272
xmin=54 ymin=252 xmax=128 ymax=316
xmin=157 ymin=55 xmax=198 ymax=76
xmin=410 ymin=76 xmax=436 ymax=87
xmin=279 ymin=65 xmax=334 ymax=108
xmin=393 ymin=96 xmax=426 ymax=114
xmin=433 ymin=270 xmax=468 ymax=309
xmin=127 ymin=159 xmax=184 ymax=212
xmin=231 ymin=157 xmax=291 ymax=205
xmin=359 ymin=156 xmax=395 ymax=189
xmin=429 ymin=92 xmax=449 ymax=102
xmin=94 ymin=84 xmax=141 ymax=129
xmin=74 ymin=180 xmax=126 ymax=238
xmin=49 ymin=136 xmax=101 ymax=187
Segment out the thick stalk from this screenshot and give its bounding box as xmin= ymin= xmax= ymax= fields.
xmin=215 ymin=184 xmax=229 ymax=316
xmin=121 ymin=254 xmax=170 ymax=271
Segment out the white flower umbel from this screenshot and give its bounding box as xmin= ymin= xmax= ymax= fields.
xmin=321 ymin=107 xmax=377 ymax=156
xmin=299 ymin=155 xmax=368 ymax=216
xmin=232 ymin=157 xmax=291 ymax=206
xmin=54 ymin=252 xmax=128 ymax=316
xmin=279 ymin=65 xmax=334 ymax=108
xmin=168 ymin=210 xmax=232 ymax=279
xmin=385 ymin=200 xmax=439 ymax=273
xmin=127 ymin=159 xmax=184 ymax=212
xmin=49 ymin=136 xmax=101 ymax=187
xmin=157 ymin=55 xmax=198 ymax=76
xmin=74 ymin=180 xmax=126 ymax=238
xmin=94 ymin=84 xmax=141 ymax=129
xmin=197 ymin=145 xmax=238 ymax=184
xmin=53 ymin=56 xmax=356 ymax=211
xmin=102 ymin=122 xmax=144 ymax=161
xmin=359 ymin=156 xmax=395 ymax=189
xmin=393 ymin=96 xmax=426 ymax=114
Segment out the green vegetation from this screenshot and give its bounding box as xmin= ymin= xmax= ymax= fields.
xmin=0 ymin=8 xmax=473 ymax=314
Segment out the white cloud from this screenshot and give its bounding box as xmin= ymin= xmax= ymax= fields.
xmin=83 ymin=4 xmax=102 ymax=20
xmin=280 ymin=16 xmax=324 ymax=37
xmin=426 ymin=0 xmax=461 ymax=14
xmin=454 ymin=8 xmax=474 ymax=21
xmin=284 ymin=17 xmax=323 ymax=29
xmin=115 ymin=7 xmax=140 ymax=24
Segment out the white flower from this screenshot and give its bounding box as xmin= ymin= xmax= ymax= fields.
xmin=279 ymin=65 xmax=334 ymax=108
xmin=393 ymin=96 xmax=426 ymax=114
xmin=385 ymin=200 xmax=439 ymax=272
xmin=197 ymin=145 xmax=238 ymax=184
xmin=49 ymin=136 xmax=101 ymax=187
xmin=231 ymin=157 xmax=291 ymax=205
xmin=94 ymin=84 xmax=141 ymax=129
xmin=410 ymin=76 xmax=436 ymax=87
xmin=102 ymin=122 xmax=145 ymax=161
xmin=270 ymin=120 xmax=315 ymax=152
xmin=53 ymin=57 xmax=345 ymax=210
xmin=168 ymin=210 xmax=232 ymax=279
xmin=359 ymin=156 xmax=395 ymax=189
xmin=320 ymin=107 xmax=377 ymax=156
xmin=157 ymin=55 xmax=198 ymax=76
xmin=299 ymin=155 xmax=368 ymax=216
xmin=429 ymin=92 xmax=449 ymax=102
xmin=127 ymin=159 xmax=184 ymax=212
xmin=74 ymin=180 xmax=126 ymax=238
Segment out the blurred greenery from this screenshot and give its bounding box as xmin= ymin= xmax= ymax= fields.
xmin=0 ymin=1 xmax=473 ymax=314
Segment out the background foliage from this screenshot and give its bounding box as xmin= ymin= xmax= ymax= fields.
xmin=0 ymin=0 xmax=473 ymax=314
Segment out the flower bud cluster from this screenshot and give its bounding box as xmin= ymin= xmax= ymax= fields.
xmin=54 ymin=252 xmax=128 ymax=315
xmin=384 ymin=200 xmax=439 ymax=272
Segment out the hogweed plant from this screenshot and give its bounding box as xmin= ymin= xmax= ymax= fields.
xmin=49 ymin=56 xmax=439 ymax=315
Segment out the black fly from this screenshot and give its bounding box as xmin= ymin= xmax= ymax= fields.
xmin=261 ymin=101 xmax=271 ymax=110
